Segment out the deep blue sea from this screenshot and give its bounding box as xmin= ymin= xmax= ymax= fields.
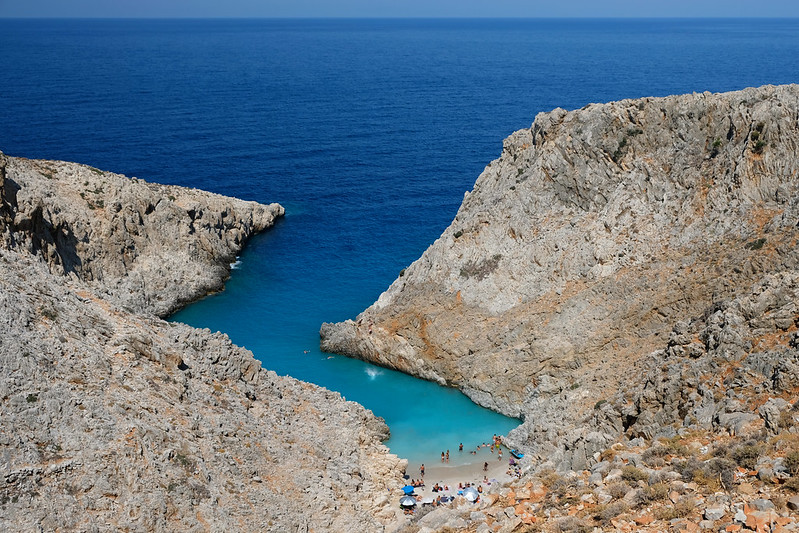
xmin=2 ymin=18 xmax=798 ymax=465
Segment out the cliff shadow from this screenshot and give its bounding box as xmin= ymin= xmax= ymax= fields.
xmin=8 ymin=189 xmax=83 ymax=276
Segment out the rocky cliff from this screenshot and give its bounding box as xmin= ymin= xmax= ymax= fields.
xmin=0 ymin=153 xmax=284 ymax=317
xmin=0 ymin=153 xmax=406 ymax=531
xmin=392 ymin=270 xmax=799 ymax=532
xmin=321 ymin=84 xmax=799 ymax=468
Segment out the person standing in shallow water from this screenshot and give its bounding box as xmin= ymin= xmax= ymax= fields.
xmin=459 ymin=443 xmax=463 ymax=452
xmin=441 ymin=452 xmax=445 ymax=462
xmin=420 ymin=464 xmax=424 ymax=477
xmin=446 ymin=450 xmax=449 ymax=463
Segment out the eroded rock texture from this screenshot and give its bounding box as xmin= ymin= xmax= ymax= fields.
xmin=321 ymin=84 xmax=799 ymax=468
xmin=0 ymin=154 xmax=284 ymax=317
xmin=0 ymin=154 xmax=405 ymax=532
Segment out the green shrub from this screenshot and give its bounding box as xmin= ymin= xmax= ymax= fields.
xmin=745 ymin=237 xmax=766 ymax=250
xmin=553 ymin=516 xmax=590 ymax=533
xmin=710 ymin=138 xmax=723 ymax=158
xmin=751 ymin=122 xmax=767 ymax=154
xmin=705 ymin=457 xmax=736 ymax=490
xmin=655 ymin=497 xmax=694 ymax=520
xmin=661 ymin=436 xmax=689 ymax=456
xmin=607 ymin=481 xmax=631 ymax=500
xmin=677 ymin=456 xmax=734 ymax=490
xmin=732 ymin=444 xmax=762 ymax=470
xmin=642 ymin=445 xmax=669 ymax=466
xmin=785 ymin=451 xmax=799 ymax=476
xmin=538 ymin=468 xmax=562 ymax=488
xmin=784 ymin=476 xmax=799 ymax=493
xmin=611 ymin=137 xmax=629 ymax=163
xmin=598 ymin=501 xmax=629 ymax=524
xmin=621 ymin=466 xmax=648 ymax=483
xmin=644 ymin=483 xmax=670 ymax=502
xmin=40 ymin=307 xmax=58 ymax=320
xmin=676 ymin=457 xmax=702 ymax=481
xmin=550 ymin=476 xmax=575 ymax=498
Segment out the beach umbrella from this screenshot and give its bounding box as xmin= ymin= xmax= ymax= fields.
xmin=402 ymin=485 xmax=415 ymax=495
xmin=399 ymin=496 xmax=416 ymax=507
xmin=463 ymin=487 xmax=479 ymax=502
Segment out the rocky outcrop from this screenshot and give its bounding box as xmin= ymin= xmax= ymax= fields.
xmin=0 ymin=153 xmax=406 ymax=531
xmin=321 ymin=84 xmax=799 ymax=467
xmin=612 ymin=270 xmax=799 ymax=441
xmin=0 ymin=153 xmax=284 ymax=317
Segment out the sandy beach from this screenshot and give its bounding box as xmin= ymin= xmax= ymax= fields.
xmin=400 ymin=444 xmax=521 ymax=503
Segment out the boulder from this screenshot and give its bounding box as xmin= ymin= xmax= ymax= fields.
xmin=704 ymin=506 xmax=726 ymax=521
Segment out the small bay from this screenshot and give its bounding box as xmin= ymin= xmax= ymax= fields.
xmin=170 ymin=220 xmax=520 ymax=463
xmin=2 ymin=17 xmax=798 ymax=463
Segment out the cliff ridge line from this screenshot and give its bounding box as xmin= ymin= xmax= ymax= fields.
xmin=321 ymin=84 xmax=799 ymax=466
xmin=0 ymin=152 xmax=284 ymax=317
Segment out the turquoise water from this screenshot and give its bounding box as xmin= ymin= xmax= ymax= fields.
xmin=4 ymin=18 xmax=799 ymax=463
xmin=171 ymin=218 xmax=520 ymax=464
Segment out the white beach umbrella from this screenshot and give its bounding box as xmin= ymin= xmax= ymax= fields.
xmin=463 ymin=487 xmax=479 ymax=502
xmin=399 ymin=496 xmax=417 ymax=507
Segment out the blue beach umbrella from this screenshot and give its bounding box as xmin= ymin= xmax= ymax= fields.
xmin=402 ymin=485 xmax=415 ymax=494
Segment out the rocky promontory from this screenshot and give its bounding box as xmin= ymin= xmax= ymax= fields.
xmin=321 ymin=84 xmax=799 ymax=469
xmin=1 ymin=154 xmax=284 ymax=317
xmin=0 ymin=153 xmax=406 ymax=531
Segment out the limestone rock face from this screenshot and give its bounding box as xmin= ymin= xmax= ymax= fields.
xmin=0 ymin=153 xmax=284 ymax=317
xmin=614 ymin=270 xmax=799 ymax=440
xmin=0 ymin=154 xmax=405 ymax=531
xmin=321 ymin=84 xmax=799 ymax=464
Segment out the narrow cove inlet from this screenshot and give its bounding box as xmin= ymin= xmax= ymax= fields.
xmin=170 ymin=211 xmax=521 ymax=468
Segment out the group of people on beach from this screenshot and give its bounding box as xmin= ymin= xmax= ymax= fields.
xmin=402 ymin=494 xmax=450 ymax=515
xmin=403 ymin=434 xmax=521 ymax=515
xmin=430 ymin=482 xmax=448 ymax=493
xmin=439 ymin=439 xmax=476 ymax=462
xmin=401 ymin=434 xmax=525 ymax=516
xmin=470 ymin=434 xmax=503 ymax=455
xmin=507 ymin=456 xmax=522 ymax=479
xmin=457 ymin=481 xmax=484 ymax=493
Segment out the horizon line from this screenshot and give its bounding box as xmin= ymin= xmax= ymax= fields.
xmin=1 ymin=15 xmax=797 ymax=20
